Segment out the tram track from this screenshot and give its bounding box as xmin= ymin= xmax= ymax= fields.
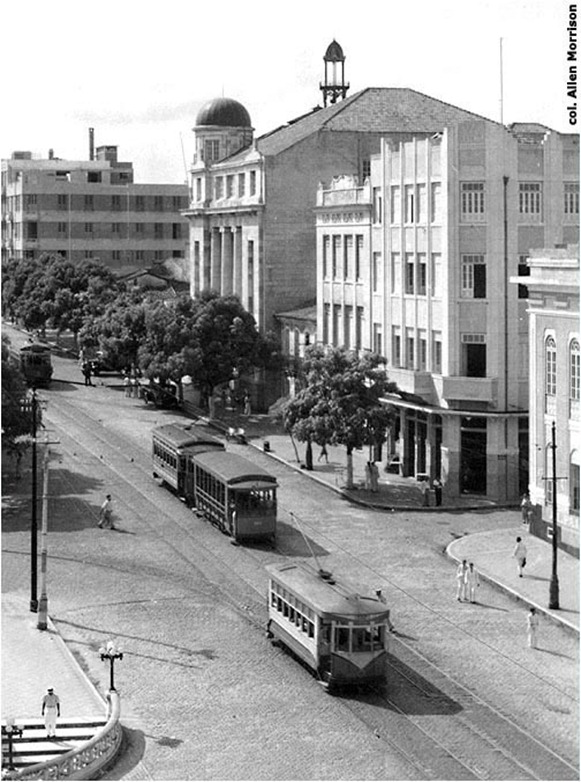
xmin=42 ymin=393 xmax=579 ymax=780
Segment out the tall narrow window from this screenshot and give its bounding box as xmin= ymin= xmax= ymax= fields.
xmin=390 ymin=186 xmax=401 ymax=223
xmin=373 ymin=324 xmax=383 ymax=356
xmin=406 ymin=328 xmax=415 ymax=370
xmin=417 ymin=184 xmax=427 ymax=223
xmin=518 ymin=254 xmax=530 ymax=299
xmin=344 ymin=235 xmax=353 ymax=279
xmin=249 ymin=171 xmax=257 ymax=196
xmin=564 ymin=182 xmax=579 ymax=215
xmin=404 ymin=185 xmax=414 ymax=223
xmin=344 ymin=305 xmax=353 ymax=349
xmin=322 ymin=235 xmax=330 ymax=279
xmin=372 ymin=253 xmax=381 ymax=292
xmin=519 ymin=183 xmax=542 ymax=216
xmin=461 ymin=182 xmax=485 ymax=219
xmin=432 ymin=331 xmax=442 ymax=372
xmin=570 ymin=339 xmax=580 ymax=418
xmin=355 ymin=307 xmax=364 ymax=350
xmin=332 ymin=235 xmax=341 ymax=278
xmin=462 ymin=334 xmax=486 ymax=377
xmin=355 ymin=235 xmax=363 ymax=280
xmin=419 ymin=330 xmax=427 ymax=370
xmin=461 ymin=254 xmax=486 ymax=299
xmin=392 ymin=327 xmax=401 ymax=368
xmin=391 ymin=252 xmax=401 ymax=293
xmin=405 ymin=253 xmax=415 ymax=294
xmin=570 ymin=458 xmax=580 ymax=514
xmin=373 ymin=188 xmax=382 ymax=224
xmin=238 ymin=173 xmax=245 ymax=197
xmin=417 ymin=253 xmax=427 ymax=296
xmin=333 ymin=305 xmax=341 ymax=347
xmin=430 ymin=182 xmax=442 ymax=223
xmin=247 ymin=240 xmax=254 ymax=314
xmin=545 ymin=336 xmax=557 ymax=396
xmin=226 ymin=175 xmax=234 ymax=198
xmin=323 ymin=304 xmax=330 ymax=344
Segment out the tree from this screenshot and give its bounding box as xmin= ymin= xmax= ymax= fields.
xmin=1 ymin=337 xmax=37 ymax=472
xmin=284 ymin=346 xmax=398 ymax=488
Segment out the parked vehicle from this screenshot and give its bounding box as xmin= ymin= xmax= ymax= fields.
xmin=142 ymin=383 xmax=180 ymax=409
xmin=20 ymin=343 xmax=53 ymax=387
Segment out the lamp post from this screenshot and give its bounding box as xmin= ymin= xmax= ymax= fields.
xmin=2 ymin=718 xmax=23 ymax=770
xmin=99 ymin=641 xmax=123 ymax=691
xmin=30 ymin=388 xmax=39 ymax=613
xmin=37 ymin=446 xmax=51 ymax=630
xmin=548 ymin=421 xmax=560 ymax=610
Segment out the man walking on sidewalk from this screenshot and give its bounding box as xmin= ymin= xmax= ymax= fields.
xmin=456 ymin=560 xmax=468 ymax=601
xmin=513 ymin=536 xmax=527 ymax=577
xmin=466 ymin=562 xmax=480 ymax=603
xmin=41 ymin=688 xmax=60 ymax=738
xmin=527 ymin=607 xmax=539 ymax=649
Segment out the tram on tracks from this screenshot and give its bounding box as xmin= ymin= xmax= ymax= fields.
xmin=266 ymin=562 xmax=390 ymax=692
xmin=19 ymin=343 xmax=53 ymax=387
xmin=152 ymin=423 xmax=224 ymax=495
xmin=186 ymin=450 xmax=277 ymax=544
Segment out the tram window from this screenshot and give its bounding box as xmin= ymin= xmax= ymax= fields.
xmin=276 ymin=596 xmax=283 ymax=612
xmin=335 ymin=627 xmax=350 ymax=652
xmin=295 ymin=612 xmax=302 ymax=628
xmin=321 ymin=624 xmax=331 ymax=644
xmin=352 ymin=628 xmax=372 ymax=652
xmin=301 ymin=616 xmax=308 ymax=633
xmin=270 ymin=591 xmax=277 ymax=607
xmin=307 ymin=621 xmax=314 ymax=638
xmin=282 ymin=601 xmax=289 ymax=618
xmin=289 ymin=607 xmax=295 ymax=622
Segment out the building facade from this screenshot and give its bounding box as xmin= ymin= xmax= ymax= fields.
xmin=514 ymin=245 xmax=579 ymax=556
xmin=2 ymin=147 xmax=189 ymax=273
xmin=316 ymin=122 xmax=579 ymax=502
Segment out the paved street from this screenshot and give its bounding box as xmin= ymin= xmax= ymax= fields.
xmin=2 ymin=326 xmax=579 ymax=780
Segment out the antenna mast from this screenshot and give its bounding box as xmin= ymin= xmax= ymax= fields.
xmin=499 ymin=38 xmax=504 ymax=125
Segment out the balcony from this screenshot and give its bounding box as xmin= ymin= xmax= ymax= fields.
xmin=387 ymin=367 xmax=435 ymax=398
xmin=439 ymin=375 xmax=498 ymax=404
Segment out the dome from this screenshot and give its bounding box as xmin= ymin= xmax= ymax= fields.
xmin=195 ymin=97 xmax=252 ymax=128
xmin=324 ymin=40 xmax=345 ymax=62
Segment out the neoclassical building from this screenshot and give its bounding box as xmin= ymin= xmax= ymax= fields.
xmin=316 ymin=122 xmax=579 ymax=502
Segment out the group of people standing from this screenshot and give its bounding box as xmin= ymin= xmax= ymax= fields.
xmin=455 ymin=559 xmax=480 ymax=603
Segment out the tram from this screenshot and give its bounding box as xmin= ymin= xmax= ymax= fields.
xmin=19 ymin=343 xmax=53 ymax=387
xmin=152 ymin=423 xmax=224 ymax=495
xmin=266 ymin=562 xmax=390 ymax=692
xmin=186 ymin=451 xmax=277 ymax=543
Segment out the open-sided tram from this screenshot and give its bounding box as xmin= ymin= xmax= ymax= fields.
xmin=19 ymin=343 xmax=53 ymax=387
xmin=266 ymin=562 xmax=390 ymax=692
xmin=152 ymin=423 xmax=224 ymax=495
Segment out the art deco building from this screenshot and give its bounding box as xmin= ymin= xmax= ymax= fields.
xmin=2 ymin=139 xmax=189 ymax=273
xmin=316 ymin=122 xmax=579 ymax=502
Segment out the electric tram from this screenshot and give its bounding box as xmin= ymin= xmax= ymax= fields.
xmin=152 ymin=423 xmax=224 ymax=494
xmin=186 ymin=450 xmax=277 ymax=543
xmin=266 ymin=562 xmax=390 ymax=692
xmin=19 ymin=343 xmax=53 ymax=387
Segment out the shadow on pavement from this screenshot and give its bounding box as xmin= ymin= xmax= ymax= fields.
xmin=100 ymin=726 xmax=146 ymax=781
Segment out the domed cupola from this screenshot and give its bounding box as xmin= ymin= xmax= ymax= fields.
xmin=320 ymin=40 xmax=349 ymax=107
xmin=193 ymin=97 xmax=254 ymax=166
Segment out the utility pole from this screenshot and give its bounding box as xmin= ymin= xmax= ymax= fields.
xmin=548 ymin=421 xmax=560 ymax=609
xmin=30 ymin=388 xmax=38 ymax=613
xmin=37 ymin=446 xmax=51 ymax=630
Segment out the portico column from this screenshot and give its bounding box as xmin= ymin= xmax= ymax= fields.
xmin=426 ymin=416 xmax=436 ymax=480
xmin=233 ymin=226 xmax=243 ymax=296
xmin=221 ymin=227 xmax=234 ymax=294
xmin=210 ymin=228 xmax=222 ymax=291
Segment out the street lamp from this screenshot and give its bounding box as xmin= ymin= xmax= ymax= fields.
xmin=99 ymin=641 xmax=123 ymax=692
xmin=30 ymin=387 xmax=39 ymax=613
xmin=2 ymin=718 xmax=23 ymax=770
xmin=548 ymin=421 xmax=560 ymax=610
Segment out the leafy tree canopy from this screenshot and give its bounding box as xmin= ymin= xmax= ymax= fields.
xmin=1 ymin=336 xmax=34 ymax=443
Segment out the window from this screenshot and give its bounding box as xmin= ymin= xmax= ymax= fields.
xmin=215 ymin=177 xmax=224 ymax=199
xmin=87 ymin=171 xmax=102 ymax=183
xmin=545 ymin=336 xmax=557 ymax=396
xmin=112 ymin=222 xmax=122 ymax=234
xmin=84 ymin=222 xmax=93 ymax=234
xmin=247 ymin=240 xmax=254 ymax=313
xmin=238 ymin=173 xmax=245 ymax=197
xmin=391 ymin=252 xmax=401 ymax=293
xmin=404 ymin=185 xmax=414 ymax=223
xmin=204 ymin=139 xmax=220 ymax=162
xmin=519 ymin=183 xmax=542 ymax=216
xmin=571 ymin=339 xmax=580 ymax=406
xmin=135 ymin=223 xmax=144 ymax=235
xmin=405 ymin=253 xmax=415 ymax=294
xmin=112 ymin=195 xmax=122 ymax=211
xmin=462 ymin=334 xmax=486 ymax=377
xmin=431 ymin=182 xmax=442 ymax=223
xmin=57 ymin=194 xmax=68 ymax=211
xmin=344 ymin=235 xmax=353 ymax=279
xmin=373 ymin=324 xmax=383 ymax=355
xmin=153 ymin=195 xmax=163 ymax=212
xmin=392 ymin=328 xmax=401 ymax=367
xmin=417 ymin=184 xmax=427 ymax=223
xmin=564 ymin=183 xmax=579 ymax=215
xmin=333 ymin=305 xmax=341 ymax=346
xmin=112 ymin=250 xmax=121 ymax=261
xmin=417 ymin=253 xmax=427 ymax=296
xmin=419 ymin=331 xmax=427 ymax=370
xmin=173 ymin=195 xmax=183 ymax=210
xmin=461 ymin=255 xmax=486 ymax=298
xmin=390 ymin=186 xmax=400 ymax=223
xmin=226 ymin=175 xmax=234 ymax=198
xmin=84 ymin=195 xmax=94 ymax=211
xmin=57 ymin=222 xmax=67 ymax=235
xmin=249 ymin=170 xmax=257 ymax=196
xmin=406 ymin=328 xmax=415 ymax=369
xmin=154 ymin=223 xmax=164 ymax=239
xmin=355 ymin=235 xmax=363 ymax=280
xmin=136 ymin=250 xmax=144 ymax=262
xmin=135 ymin=195 xmax=145 ymax=212
xmin=431 ymin=253 xmax=442 ymax=297
xmin=372 ymin=252 xmax=381 ymax=292
xmin=84 ymin=251 xmax=93 ymax=259
xmin=195 ymin=178 xmax=202 ymax=201
xmin=322 ymin=235 xmax=330 ymax=278
xmin=172 ymin=223 xmax=182 ymax=240
xmin=323 ymin=304 xmax=330 ymax=344
xmin=461 ymin=182 xmax=485 ymax=218
xmin=373 ymin=188 xmax=382 ymax=224
xmin=344 ymin=305 xmax=353 ymax=349
xmin=355 ymin=307 xmax=364 ymax=350
xmin=332 ymin=236 xmax=341 ymax=278
xmin=518 ymin=255 xmax=530 ymax=299
xmin=361 ymin=159 xmax=371 ymax=180
xmin=24 ymin=194 xmax=37 ymax=208
xmin=432 ymin=331 xmax=442 ymax=372
xmin=571 ymin=459 xmax=580 ymax=514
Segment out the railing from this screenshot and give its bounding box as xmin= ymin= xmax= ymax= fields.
xmin=8 ymin=692 xmax=122 ymax=781
xmin=319 ymin=188 xmax=370 ymax=206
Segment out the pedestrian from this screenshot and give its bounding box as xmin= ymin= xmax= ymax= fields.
xmin=243 ymin=392 xmax=251 ymax=416
xmin=513 ymin=536 xmax=527 ymax=577
xmin=465 ymin=562 xmax=480 ymax=603
xmin=132 ymin=376 xmax=140 ymax=398
xmin=420 ymin=478 xmax=430 ymax=507
xmin=521 ymin=493 xmax=533 ymax=525
xmin=375 ymin=589 xmax=395 ymax=632
xmin=433 ymin=477 xmax=443 ymax=507
xmin=41 ymin=687 xmax=60 ymax=738
xmin=365 ymin=462 xmax=372 ymax=490
xmin=98 ymin=494 xmax=114 ymax=529
xmin=124 ymin=375 xmax=131 ymax=398
xmin=318 ymin=443 xmax=329 ymax=463
xmin=82 ymin=361 xmax=93 ymax=386
xmin=456 ymin=559 xmax=468 ymax=601
xmin=527 ymin=607 xmax=539 ymax=648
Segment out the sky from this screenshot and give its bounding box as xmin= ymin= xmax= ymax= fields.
xmin=1 ymin=0 xmax=571 ymax=184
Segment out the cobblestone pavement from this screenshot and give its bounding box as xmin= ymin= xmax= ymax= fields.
xmin=2 ymin=325 xmax=579 ymax=780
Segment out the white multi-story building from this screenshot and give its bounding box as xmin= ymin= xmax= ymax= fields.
xmin=317 ymin=122 xmax=579 ymax=502
xmin=512 ymin=245 xmax=579 ymax=556
xmin=2 ymin=143 xmax=189 ymax=273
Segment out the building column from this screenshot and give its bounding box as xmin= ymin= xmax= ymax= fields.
xmin=426 ymin=416 xmax=437 ymax=480
xmin=233 ymin=226 xmax=243 ymax=296
xmin=210 ymin=228 xmax=222 ymax=291
xmin=202 ymin=229 xmax=211 ymax=290
xmin=221 ymin=227 xmax=234 ymax=295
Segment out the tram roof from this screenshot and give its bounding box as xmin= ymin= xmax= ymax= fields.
xmin=191 ymin=450 xmax=278 ymax=488
xmin=266 ymin=562 xmax=389 ymax=620
xmin=20 ymin=342 xmax=51 ymax=353
xmin=152 ymin=423 xmax=223 ymax=451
